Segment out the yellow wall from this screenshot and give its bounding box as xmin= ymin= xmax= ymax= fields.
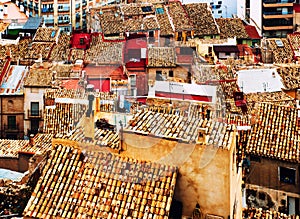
xmin=121 ymin=132 xmax=242 ymax=218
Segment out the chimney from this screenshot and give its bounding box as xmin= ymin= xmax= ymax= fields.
xmin=29 ymin=134 xmax=35 ymax=146
xmin=197 ymin=127 xmax=208 ymax=144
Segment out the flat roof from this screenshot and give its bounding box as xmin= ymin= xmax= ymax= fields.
xmin=237 ymin=68 xmax=285 ymax=94
xmin=22 ymin=17 xmax=43 ymax=30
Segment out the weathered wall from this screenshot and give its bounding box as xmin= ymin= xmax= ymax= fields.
xmin=122 ymin=133 xmax=242 ymax=218
xmin=0 ymin=95 xmax=25 ymax=139
xmin=0 ymin=157 xmax=19 ymax=172
xmin=246 ymin=157 xmax=300 ymax=195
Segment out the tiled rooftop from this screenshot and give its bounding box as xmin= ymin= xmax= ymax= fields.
xmin=0 ymin=134 xmax=53 ymax=158
xmin=44 ymin=88 xmax=87 ymax=99
xmin=24 ymin=68 xmax=53 ymax=87
xmin=215 ymin=18 xmax=249 ymax=39
xmin=85 ymin=34 xmax=124 ymax=64
xmin=121 ymin=3 xmax=154 ymax=16
xmin=0 ymin=140 xmax=29 ymax=157
xmin=267 ymin=39 xmax=293 ymax=64
xmin=33 ymin=27 xmax=60 ymax=42
xmin=276 ymin=64 xmax=300 ymax=89
xmin=125 ymin=110 xmax=235 ymax=149
xmin=245 ymin=91 xmax=294 ymax=105
xmin=24 ymin=144 xmax=178 ymax=218
xmin=183 ymin=3 xmax=219 ymax=36
xmin=147 ymin=47 xmax=176 ymax=67
xmin=246 ymin=103 xmax=299 ymax=162
xmin=43 ymin=103 xmax=87 ymax=135
xmin=155 ymin=5 xmax=174 ymax=36
xmin=167 ymin=2 xmax=193 ymax=31
xmin=56 ymin=127 xmax=120 ymax=150
xmin=24 ymin=42 xmax=55 ymax=60
xmin=49 ymin=33 xmax=71 ymax=62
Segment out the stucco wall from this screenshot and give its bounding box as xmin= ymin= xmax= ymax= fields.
xmin=122 ymin=132 xmax=242 ymax=218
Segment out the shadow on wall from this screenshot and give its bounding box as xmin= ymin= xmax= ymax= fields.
xmin=246 ymin=188 xmax=275 ymax=210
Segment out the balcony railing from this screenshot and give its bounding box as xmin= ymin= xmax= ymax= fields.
xmin=58 ymin=19 xmax=70 ymax=24
xmin=27 ymin=109 xmax=43 ymax=118
xmin=4 ymin=124 xmax=19 ymax=132
xmin=44 ymin=19 xmax=54 ymax=24
xmin=58 ymin=7 xmax=70 ymax=12
xmin=263 ymin=0 xmax=294 ymax=3
xmin=263 ymin=11 xmax=293 ymax=15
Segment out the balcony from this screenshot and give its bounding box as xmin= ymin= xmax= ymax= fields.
xmin=44 ymin=19 xmax=54 ymax=24
xmin=58 ymin=7 xmax=70 ymax=12
xmin=263 ymin=25 xmax=293 ymax=30
xmin=263 ymin=0 xmax=294 ymax=7
xmin=42 ymin=7 xmax=48 ymax=12
xmin=263 ymin=11 xmax=293 ymax=19
xmin=29 ymin=4 xmax=33 ymax=9
xmin=58 ymin=19 xmax=70 ymax=24
xmin=82 ymin=0 xmax=87 ymax=6
xmin=27 ymin=109 xmax=43 ymax=118
xmin=34 ymin=6 xmax=39 ymax=11
xmin=4 ymin=124 xmax=19 ymax=132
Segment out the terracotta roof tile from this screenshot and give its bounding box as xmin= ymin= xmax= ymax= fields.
xmin=24 ymin=144 xmax=178 ymax=218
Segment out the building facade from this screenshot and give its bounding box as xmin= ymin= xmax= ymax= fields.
xmin=249 ymin=0 xmax=295 ymax=38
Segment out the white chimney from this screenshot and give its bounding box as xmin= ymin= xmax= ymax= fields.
xmin=4 ymin=5 xmax=8 ymax=15
xmin=20 ymin=4 xmax=24 ymax=12
xmin=0 ymin=9 xmax=3 ymax=20
xmin=16 ymin=0 xmax=19 ymax=6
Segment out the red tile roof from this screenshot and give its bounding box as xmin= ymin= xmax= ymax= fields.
xmin=84 ymin=65 xmax=127 ymax=80
xmin=60 ymin=79 xmax=83 ymax=90
xmin=244 ymin=25 xmax=261 ymax=39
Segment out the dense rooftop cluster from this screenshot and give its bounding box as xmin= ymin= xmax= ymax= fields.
xmin=183 ymin=3 xmax=219 ymax=36
xmin=24 ymin=144 xmax=178 ymax=218
xmin=216 ymin=18 xmax=249 ymax=39
xmin=0 ymin=134 xmax=52 ymax=157
xmin=246 ymin=103 xmax=299 ymax=162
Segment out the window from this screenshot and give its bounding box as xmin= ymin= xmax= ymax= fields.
xmin=156 ymin=71 xmax=163 ymax=81
xmin=130 ymin=75 xmax=136 ymax=87
xmin=218 ymin=10 xmax=222 ymax=14
xmin=80 ymin=38 xmax=84 ymax=45
xmin=279 ymin=167 xmax=296 ymax=184
xmin=8 ymin=100 xmax=13 ymax=110
xmin=31 ymin=119 xmax=40 ymax=134
xmin=218 ymin=1 xmax=222 ymax=4
xmin=7 ymin=116 xmax=16 ymax=129
xmin=31 ymin=102 xmax=39 ymax=116
xmin=169 ymin=70 xmax=174 ymax=77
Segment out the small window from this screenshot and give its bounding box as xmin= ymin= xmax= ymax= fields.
xmin=130 ymin=75 xmax=136 ymax=87
xmin=169 ymin=70 xmax=174 ymax=77
xmin=31 ymin=102 xmax=39 ymax=116
xmin=80 ymin=38 xmax=84 ymax=45
xmin=225 ymin=52 xmax=230 ymax=56
xmin=279 ymin=167 xmax=296 ymax=184
xmin=7 ymin=116 xmax=16 ymax=130
xmin=8 ymin=100 xmax=13 ymax=109
xmin=218 ymin=10 xmax=222 ymax=14
xmin=156 ymin=71 xmax=163 ymax=81
xmin=218 ymin=1 xmax=222 ymax=4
